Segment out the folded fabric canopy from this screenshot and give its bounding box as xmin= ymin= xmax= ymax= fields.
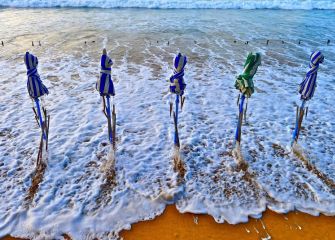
xmin=234 ymin=52 xmax=261 ymax=98
xmin=299 ymin=51 xmax=324 ymax=101
xmin=169 ymin=53 xmax=187 ymax=96
xmin=96 ymin=50 xmax=115 ymax=96
xmin=24 ymin=52 xmax=49 ymax=99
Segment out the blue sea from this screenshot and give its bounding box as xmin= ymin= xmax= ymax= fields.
xmin=0 ymin=0 xmax=335 ymax=9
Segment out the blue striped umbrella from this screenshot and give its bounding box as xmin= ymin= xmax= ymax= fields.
xmin=24 ymin=52 xmax=49 ymax=141
xmin=292 ymin=51 xmax=324 ymax=145
xmin=169 ymin=53 xmax=187 ymax=148
xmin=24 ymin=52 xmax=50 ymax=165
xmin=96 ymin=49 xmax=116 ymax=149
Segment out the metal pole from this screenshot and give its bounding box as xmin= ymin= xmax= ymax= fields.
xmin=174 ymin=95 xmax=180 ymax=147
xmin=106 ymin=95 xmax=113 ymax=144
xmin=292 ymin=100 xmax=306 ymax=145
xmin=235 ymin=94 xmax=245 ymax=144
xmin=35 ymin=98 xmax=46 ymax=140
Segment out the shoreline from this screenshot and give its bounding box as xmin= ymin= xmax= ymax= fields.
xmin=2 ymin=205 xmax=335 ymax=240
xmin=120 ymin=205 xmax=335 ymax=239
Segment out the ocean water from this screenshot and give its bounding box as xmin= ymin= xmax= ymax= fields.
xmin=0 ymin=7 xmax=335 ymax=240
xmin=0 ymin=0 xmax=335 ymax=9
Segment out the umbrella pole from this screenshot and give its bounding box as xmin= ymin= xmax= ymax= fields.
xmin=292 ymin=100 xmax=306 ymax=145
xmin=42 ymin=107 xmax=50 ymax=151
xmin=112 ymin=102 xmax=116 ymax=150
xmin=106 ymin=95 xmax=113 ymax=145
xmin=235 ymin=94 xmax=245 ymax=145
xmin=174 ymin=95 xmax=180 ymax=148
xmin=35 ymin=98 xmax=46 ymax=140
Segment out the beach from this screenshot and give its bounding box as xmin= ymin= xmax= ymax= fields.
xmin=121 ymin=206 xmax=335 ymax=240
xmin=0 ymin=5 xmax=334 ymax=240
xmin=2 ymin=206 xmax=335 ymax=239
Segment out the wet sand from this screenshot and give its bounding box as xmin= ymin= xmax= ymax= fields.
xmin=120 ymin=205 xmax=335 ymax=240
xmin=2 ymin=205 xmax=334 ymax=240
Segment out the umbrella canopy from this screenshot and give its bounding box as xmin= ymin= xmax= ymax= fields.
xmin=96 ymin=49 xmax=115 ymax=96
xmin=24 ymin=52 xmax=49 ymax=99
xmin=298 ymin=51 xmax=324 ymax=100
xmin=169 ymin=53 xmax=187 ymax=96
xmin=234 ymin=52 xmax=261 ymax=97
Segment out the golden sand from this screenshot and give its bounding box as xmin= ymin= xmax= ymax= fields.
xmin=120 ymin=205 xmax=335 ymax=240
xmin=2 ymin=205 xmax=335 ymax=240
